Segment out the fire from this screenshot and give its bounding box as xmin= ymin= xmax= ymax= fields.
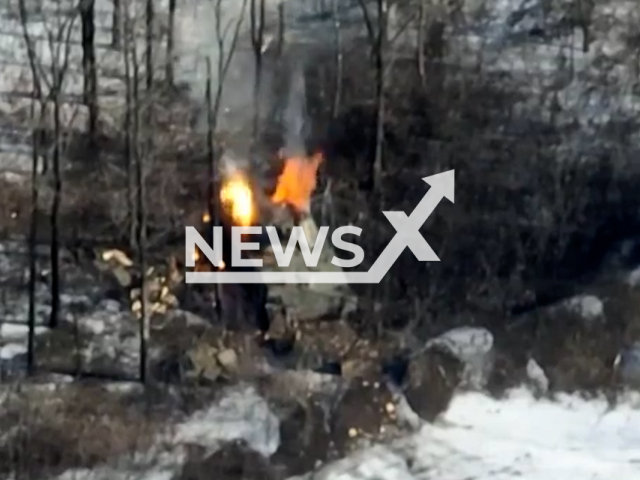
xmin=271 ymin=152 xmax=323 ymax=213
xmin=220 ymin=172 xmax=254 ymax=227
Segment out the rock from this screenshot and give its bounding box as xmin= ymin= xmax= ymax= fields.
xmin=187 ymin=343 xmax=222 ymax=382
xmin=165 ymin=309 xmax=210 ymax=328
xmin=268 ymin=285 xmax=349 ymax=322
xmin=404 ymin=348 xmax=464 ymax=422
xmin=110 ymin=265 xmax=132 ymax=288
xmin=178 ymin=440 xmax=277 ymax=480
xmin=424 ymin=326 xmax=495 ymax=390
xmin=526 ymin=358 xmax=549 ymax=395
xmin=613 ymin=343 xmax=640 ymax=389
xmin=561 ymin=295 xmax=605 ymax=323
xmin=217 ymin=348 xmax=239 ymax=374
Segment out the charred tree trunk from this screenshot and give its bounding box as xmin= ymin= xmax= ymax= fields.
xmin=146 ymin=0 xmax=154 ymax=90
xmin=166 ymin=0 xmax=177 ymax=87
xmin=80 ymin=0 xmax=98 ymax=144
xmin=112 ymin=0 xmax=121 ymax=49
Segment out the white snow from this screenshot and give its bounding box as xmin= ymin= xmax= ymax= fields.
xmin=174 ymin=384 xmax=280 ymax=457
xmin=306 ymin=387 xmax=640 ymax=480
xmin=526 ymin=358 xmax=549 ymax=394
xmin=423 ymin=326 xmax=495 ymax=390
xmin=562 ymin=295 xmax=605 ymax=322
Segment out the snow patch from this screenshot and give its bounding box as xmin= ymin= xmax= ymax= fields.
xmin=174 ymin=384 xmax=280 ymax=457
xmin=309 ymin=387 xmax=640 ymax=480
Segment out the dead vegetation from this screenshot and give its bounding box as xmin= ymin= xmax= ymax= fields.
xmin=0 ymin=383 xmax=164 ymax=479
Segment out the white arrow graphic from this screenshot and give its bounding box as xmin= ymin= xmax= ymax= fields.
xmin=185 ymin=170 xmax=454 ymax=284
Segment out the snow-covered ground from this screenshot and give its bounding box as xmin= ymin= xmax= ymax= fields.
xmin=304 ymin=388 xmax=640 ymax=480
xmin=35 ymin=384 xmax=640 ymax=480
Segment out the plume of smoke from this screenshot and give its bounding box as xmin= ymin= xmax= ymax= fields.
xmin=173 ymin=0 xmax=270 ymax=140
xmin=173 ymin=0 xmax=342 ymax=159
xmin=281 ymin=58 xmax=308 ymax=156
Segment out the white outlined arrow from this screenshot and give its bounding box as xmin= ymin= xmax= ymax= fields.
xmin=185 ymin=170 xmax=455 ymax=284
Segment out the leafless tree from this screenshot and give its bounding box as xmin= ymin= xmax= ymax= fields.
xmin=417 ymin=0 xmax=427 ymax=88
xmin=276 ymin=1 xmax=285 ymax=57
xmin=123 ymin=0 xmax=149 ymax=382
xmin=112 ymin=0 xmax=121 ymax=48
xmin=146 ymin=0 xmax=155 ymax=90
xmin=332 ymin=0 xmax=343 ymax=119
xmin=26 ymin=2 xmax=76 ymax=331
xmin=357 ymin=0 xmax=391 ymax=195
xmin=166 ymin=0 xmax=177 ymax=87
xmin=18 ymin=0 xmax=77 ymax=369
xmin=19 ymin=0 xmax=42 ymax=375
xmin=80 ymin=0 xmax=98 ymax=143
xmin=250 ymin=0 xmax=266 ymax=144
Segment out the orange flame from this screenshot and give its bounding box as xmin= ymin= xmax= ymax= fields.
xmin=220 ymin=172 xmax=254 ymax=227
xmin=271 ymin=152 xmax=323 ymax=213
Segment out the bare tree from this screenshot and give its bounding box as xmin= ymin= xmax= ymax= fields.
xmin=206 ymin=58 xmax=222 ymax=321
xmin=18 ymin=0 xmax=77 ymax=364
xmin=112 ymin=0 xmax=121 ymax=48
xmin=48 ymin=13 xmax=77 ymax=330
xmin=276 ymin=1 xmax=285 ymax=57
xmin=146 ymin=0 xmax=155 ymax=90
xmin=80 ymin=0 xmax=99 ymax=143
xmin=417 ymin=0 xmax=427 ymax=88
xmin=123 ymin=1 xmax=149 ymax=382
xmin=18 ymin=0 xmax=42 ymax=375
xmin=204 ymin=0 xmax=249 ymax=315
xmin=123 ymin=0 xmax=137 ymax=250
xmin=250 ymin=0 xmax=266 ymax=145
xmin=332 ymin=0 xmax=343 ymax=119
xmin=357 ymin=0 xmax=391 ymax=194
xmin=166 ymin=0 xmax=177 ymax=87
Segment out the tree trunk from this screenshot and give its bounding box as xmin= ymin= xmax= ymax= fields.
xmin=250 ymin=0 xmax=265 ymax=148
xmin=112 ymin=0 xmax=121 ymax=49
xmin=19 ymin=0 xmax=41 ymax=375
xmin=80 ymin=0 xmax=98 ymax=143
xmin=166 ymin=0 xmax=177 ymax=87
xmin=146 ymin=0 xmax=155 ymax=90
xmin=206 ymin=57 xmax=222 ymax=321
xmin=49 ymin=88 xmax=62 ymax=329
xmin=417 ymin=0 xmax=426 ymax=88
xmin=27 ymin=98 xmax=40 ymax=376
xmin=372 ymin=0 xmax=387 ymax=194
xmin=124 ymin=4 xmax=137 ymax=250
xmin=332 ymin=0 xmax=342 ymax=119
xmin=132 ymin=21 xmax=148 ymax=383
xmin=277 ymin=2 xmax=285 ymax=57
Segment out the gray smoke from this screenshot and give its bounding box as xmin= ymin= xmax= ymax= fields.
xmin=173 ymin=0 xmax=335 ymax=159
